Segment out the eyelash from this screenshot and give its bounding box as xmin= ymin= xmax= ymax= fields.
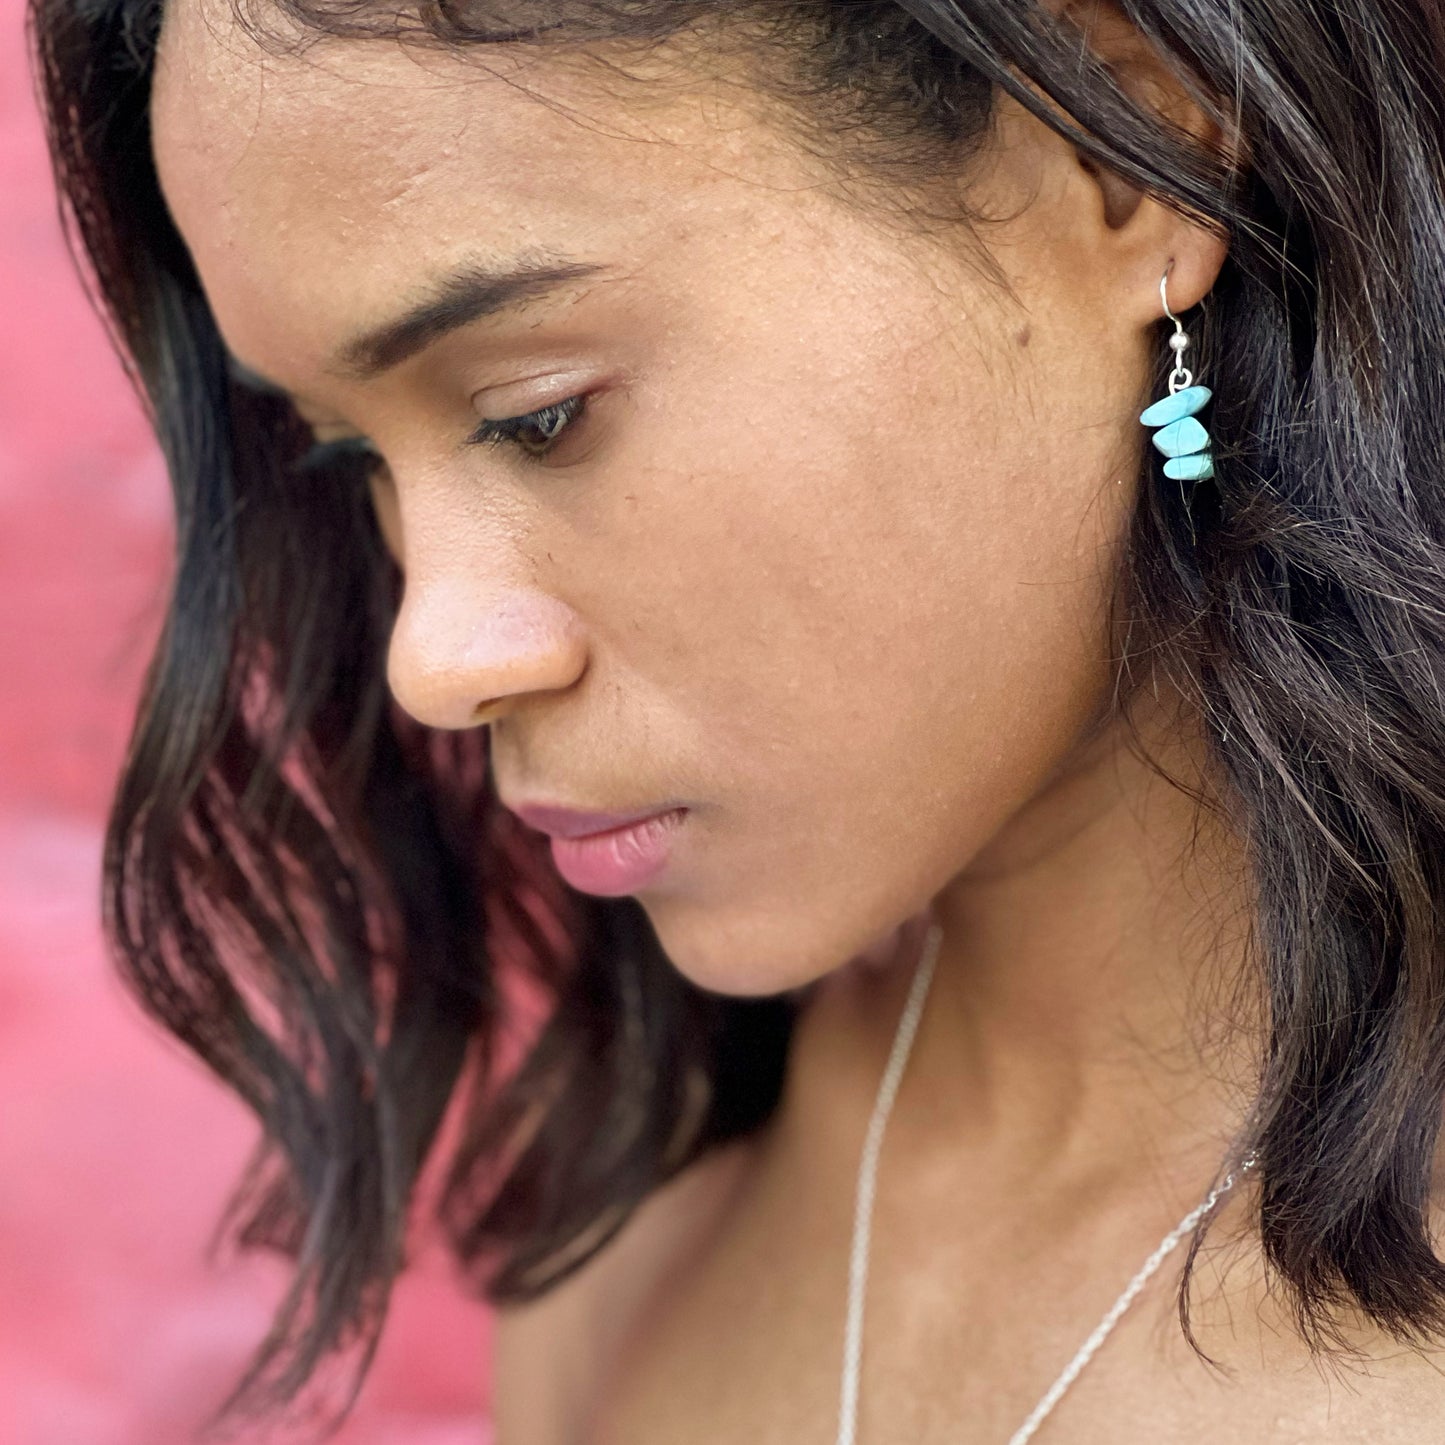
xmin=466 ymin=394 xmax=588 ymax=459
xmin=291 ymin=393 xmax=589 ymax=477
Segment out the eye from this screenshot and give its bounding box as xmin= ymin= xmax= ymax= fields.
xmin=466 ymin=394 xmax=588 ymax=460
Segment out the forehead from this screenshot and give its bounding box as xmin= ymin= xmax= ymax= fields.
xmin=148 ymin=2 xmax=807 ymax=383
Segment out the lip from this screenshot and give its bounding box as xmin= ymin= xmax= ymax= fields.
xmin=507 ymin=800 xmax=686 ymax=840
xmin=501 ymin=797 xmax=690 ymax=896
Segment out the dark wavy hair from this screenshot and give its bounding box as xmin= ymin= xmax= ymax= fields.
xmin=25 ymin=0 xmax=1445 ymax=1434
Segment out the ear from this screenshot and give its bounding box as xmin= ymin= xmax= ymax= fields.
xmin=1035 ymin=0 xmax=1240 ymax=318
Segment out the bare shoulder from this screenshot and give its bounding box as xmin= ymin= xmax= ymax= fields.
xmin=1222 ymin=1339 xmax=1445 ymax=1445
xmin=1177 ymin=1225 xmax=1445 ymax=1445
xmin=1311 ymin=1341 xmax=1445 ymax=1441
xmin=489 ymin=1134 xmax=760 ymax=1445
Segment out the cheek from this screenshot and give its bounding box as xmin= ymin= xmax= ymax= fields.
xmin=630 ymin=313 xmax=1139 ymax=993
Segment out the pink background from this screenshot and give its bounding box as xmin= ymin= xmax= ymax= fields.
xmin=1 ymin=4 xmax=496 ymax=1440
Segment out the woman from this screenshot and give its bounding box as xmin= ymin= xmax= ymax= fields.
xmin=26 ymin=0 xmax=1445 ymax=1437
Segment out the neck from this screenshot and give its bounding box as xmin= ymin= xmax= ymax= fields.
xmin=794 ymin=687 xmax=1262 ymax=1201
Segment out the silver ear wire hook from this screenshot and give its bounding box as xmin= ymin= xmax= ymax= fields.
xmin=1161 ymin=260 xmax=1194 ymax=394
xmin=1160 ymin=259 xmax=1178 ymax=319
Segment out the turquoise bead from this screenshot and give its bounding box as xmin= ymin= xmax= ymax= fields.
xmin=1150 ymin=415 xmax=1210 ymax=457
xmin=1139 ymin=385 xmax=1212 ymax=429
xmin=1163 ymin=452 xmax=1214 ymax=480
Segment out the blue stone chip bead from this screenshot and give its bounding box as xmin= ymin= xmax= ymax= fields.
xmin=1141 ymin=382 xmax=1214 ymax=480
xmin=1162 ymin=452 xmax=1215 ymax=480
xmin=1138 ymin=385 xmax=1212 ymax=429
xmin=1150 ymin=414 xmax=1210 ymax=458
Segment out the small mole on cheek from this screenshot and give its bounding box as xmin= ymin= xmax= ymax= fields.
xmin=1016 ymin=324 xmax=1032 ymax=348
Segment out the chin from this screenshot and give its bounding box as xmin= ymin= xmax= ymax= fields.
xmin=640 ymin=895 xmax=932 ymax=999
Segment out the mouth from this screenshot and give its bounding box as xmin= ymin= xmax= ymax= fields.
xmin=501 ymin=798 xmax=690 ymax=896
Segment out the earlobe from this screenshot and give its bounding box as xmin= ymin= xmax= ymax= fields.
xmin=1072 ymin=137 xmax=1229 ymax=313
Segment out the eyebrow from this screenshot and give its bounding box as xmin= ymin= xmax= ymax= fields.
xmin=227 ymin=252 xmax=610 ymax=396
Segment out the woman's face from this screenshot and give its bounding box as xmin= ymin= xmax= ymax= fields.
xmin=151 ymin=4 xmax=1190 ymax=994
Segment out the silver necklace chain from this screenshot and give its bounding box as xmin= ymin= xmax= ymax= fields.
xmin=835 ymin=920 xmax=1258 ymax=1445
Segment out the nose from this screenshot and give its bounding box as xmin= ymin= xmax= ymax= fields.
xmin=386 ymin=572 xmax=588 ymax=730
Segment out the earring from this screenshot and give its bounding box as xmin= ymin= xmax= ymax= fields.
xmin=1139 ymin=262 xmax=1214 ymax=481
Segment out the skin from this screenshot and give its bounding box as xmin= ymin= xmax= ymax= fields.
xmin=150 ymin=1 xmax=1445 ymax=1439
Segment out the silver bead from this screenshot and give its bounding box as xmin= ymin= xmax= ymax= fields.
xmin=1169 ymin=331 xmax=1190 ymax=352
